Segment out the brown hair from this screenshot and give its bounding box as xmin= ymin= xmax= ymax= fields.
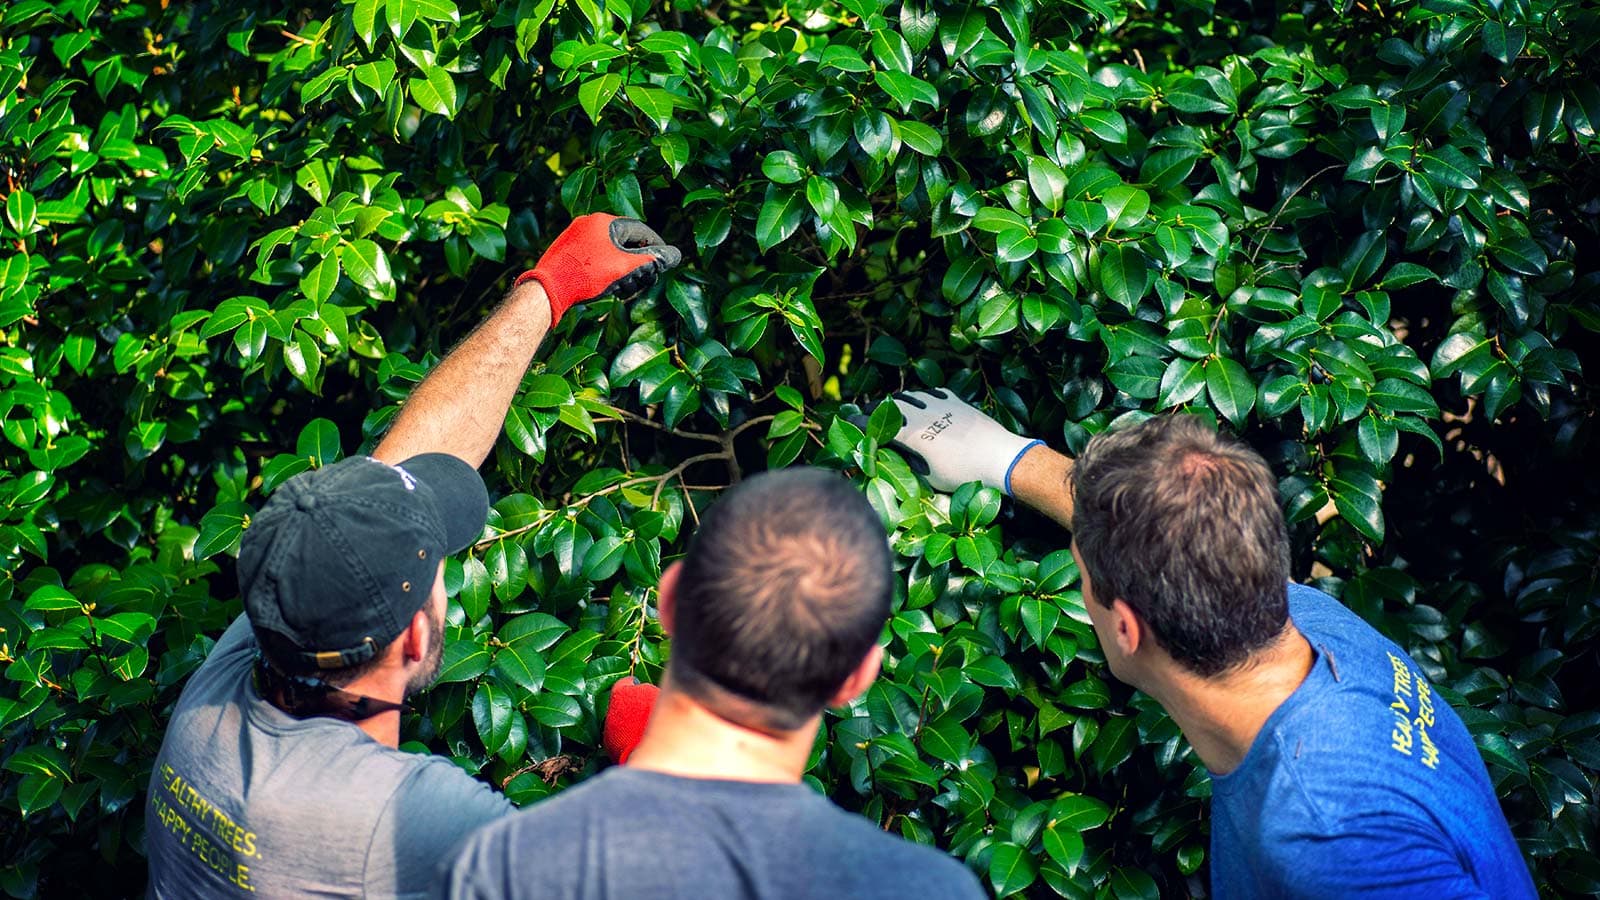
xmin=670 ymin=467 xmax=892 ymax=730
xmin=1071 ymin=414 xmax=1291 ymax=676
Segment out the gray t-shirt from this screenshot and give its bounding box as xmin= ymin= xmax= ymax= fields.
xmin=434 ymin=767 xmax=986 ymax=900
xmin=146 ymin=615 xmax=513 ymax=899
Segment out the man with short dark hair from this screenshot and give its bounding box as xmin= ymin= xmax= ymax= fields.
xmin=883 ymin=390 xmax=1535 ymax=898
xmin=435 ymin=467 xmax=986 ymax=900
xmin=145 ymin=214 xmax=680 ymax=898
xmin=1069 ymin=414 xmax=1293 ymax=679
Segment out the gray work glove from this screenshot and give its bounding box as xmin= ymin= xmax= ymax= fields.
xmin=888 ymin=389 xmax=1042 ymax=496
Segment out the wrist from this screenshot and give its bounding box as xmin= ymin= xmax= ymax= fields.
xmin=1002 ymin=439 xmax=1045 ymax=496
xmin=506 ymin=278 xmax=554 ymax=334
xmin=1008 ymin=444 xmax=1076 ymax=526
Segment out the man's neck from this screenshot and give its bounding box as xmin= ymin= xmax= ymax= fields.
xmin=1145 ymin=624 xmax=1315 ymax=775
xmin=356 ymin=711 xmax=401 ymax=747
xmin=253 ymin=661 xmax=407 ymax=747
xmin=625 ymin=687 xmax=816 ymax=783
xmin=340 ymin=674 xmax=407 ymax=747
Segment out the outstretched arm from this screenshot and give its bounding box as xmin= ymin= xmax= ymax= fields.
xmin=373 ymin=214 xmax=680 ymax=467
xmin=372 ymin=281 xmax=552 ymax=467
xmin=888 ymin=389 xmax=1076 ymax=529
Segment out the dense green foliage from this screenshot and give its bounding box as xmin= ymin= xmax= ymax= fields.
xmin=2 ymin=0 xmax=1598 ymax=895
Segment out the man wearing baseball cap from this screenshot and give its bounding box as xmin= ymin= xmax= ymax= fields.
xmin=145 ymin=214 xmax=680 ymax=898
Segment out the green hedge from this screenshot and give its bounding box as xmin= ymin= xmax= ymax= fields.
xmin=2 ymin=0 xmax=1597 ymax=895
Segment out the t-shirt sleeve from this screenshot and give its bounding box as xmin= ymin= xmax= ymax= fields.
xmin=1264 ymin=817 xmax=1494 ymax=900
xmin=364 ymin=759 xmax=514 ymax=899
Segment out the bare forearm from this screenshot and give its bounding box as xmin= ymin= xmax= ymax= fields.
xmin=1010 ymin=444 xmax=1075 ymax=530
xmin=372 ymin=281 xmax=552 ymax=467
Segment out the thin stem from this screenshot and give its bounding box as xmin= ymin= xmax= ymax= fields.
xmin=1247 ymin=164 xmax=1343 ymax=266
xmin=651 ymin=451 xmax=726 ymax=505
xmin=594 ymin=408 xmax=724 ymax=445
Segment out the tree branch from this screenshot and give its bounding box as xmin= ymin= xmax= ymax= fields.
xmin=474 ymin=414 xmax=802 ymax=550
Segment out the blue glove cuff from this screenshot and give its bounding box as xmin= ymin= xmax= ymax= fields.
xmin=1003 ymin=440 xmax=1045 ymax=496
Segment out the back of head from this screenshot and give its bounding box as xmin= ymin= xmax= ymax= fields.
xmin=1070 ymin=415 xmax=1290 ymax=676
xmin=670 ymin=467 xmax=893 ymax=731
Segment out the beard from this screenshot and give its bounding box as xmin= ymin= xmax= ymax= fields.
xmin=403 ymin=605 xmax=445 ymax=697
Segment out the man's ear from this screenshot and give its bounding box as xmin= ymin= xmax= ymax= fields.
xmin=399 ymin=561 xmax=447 ymax=666
xmin=826 ymin=644 xmax=883 ymax=708
xmin=1109 ymin=598 xmax=1144 ymax=657
xmin=401 ymin=608 xmax=430 ymax=664
xmin=657 ymin=561 xmax=682 ymax=635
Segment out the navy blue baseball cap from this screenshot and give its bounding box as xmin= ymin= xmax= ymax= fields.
xmin=238 ymin=454 xmax=488 ymax=673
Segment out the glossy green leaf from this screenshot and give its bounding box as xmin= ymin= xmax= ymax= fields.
xmin=522 ymin=374 xmax=574 ymax=408
xmin=1330 ymin=469 xmax=1385 ymax=543
xmin=300 ymin=254 xmax=339 ymax=303
xmin=761 ymin=149 xmax=806 ymax=183
xmin=1027 ymin=156 xmax=1068 ymax=212
xmin=25 ymin=585 xmax=79 ymax=612
xmin=578 ymin=73 xmax=622 ymax=123
xmin=1482 ymin=22 xmax=1525 ymax=64
xmin=18 ymin=772 xmax=63 ymax=819
xmin=1079 ymin=108 xmax=1128 ymax=144
xmin=472 ymin=683 xmax=514 ymax=753
xmin=437 ymin=640 xmax=493 ymax=684
xmin=1097 ymin=243 xmax=1150 ymax=310
xmin=756 ymin=186 xmax=806 ymax=251
xmin=1206 ymin=357 xmax=1255 ymax=427
xmin=342 ymin=239 xmax=392 ymax=291
xmin=1157 ymin=356 xmax=1207 ymax=408
xmin=409 ymin=65 xmax=458 ymax=117
xmin=1418 ymin=146 xmax=1479 ymax=190
xmin=920 ymin=717 xmax=971 ymax=764
xmin=625 ymin=85 xmax=675 ymax=131
xmin=296 ymin=418 xmax=342 ymax=466
xmin=988 ymin=842 xmax=1038 ymax=897
xmin=193 ymin=502 xmax=254 ymax=560
xmin=1110 ymin=867 xmax=1160 ymax=900
xmin=493 ymin=644 xmax=546 ymax=694
xmin=897 ymin=121 xmax=942 ymax=157
xmin=529 ymin=692 xmax=583 ymax=728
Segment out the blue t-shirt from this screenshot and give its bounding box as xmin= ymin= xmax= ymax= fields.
xmin=1210 ymin=585 xmax=1534 ymax=898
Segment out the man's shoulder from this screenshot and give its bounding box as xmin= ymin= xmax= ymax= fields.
xmin=169 ymin=614 xmax=257 ymax=703
xmin=164 ymin=669 xmax=504 ymax=825
xmin=1229 ymin=675 xmax=1488 ymax=838
xmin=365 ymin=751 xmax=512 ymax=896
xmin=1223 ymin=601 xmax=1457 ymax=826
xmin=773 ymin=796 xmax=985 ymax=898
xmin=394 ymin=752 xmax=515 ymax=820
xmin=842 ymin=821 xmax=984 ymax=895
xmin=1286 ymin=583 xmax=1379 ymax=642
xmin=451 ymin=767 xmax=649 ymax=847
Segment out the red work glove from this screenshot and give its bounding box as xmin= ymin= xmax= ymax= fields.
xmin=603 ymin=677 xmax=660 ymax=764
xmin=515 ymin=213 xmax=682 ymax=325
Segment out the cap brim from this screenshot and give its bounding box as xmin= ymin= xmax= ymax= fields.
xmin=398 ymin=453 xmax=489 ymax=554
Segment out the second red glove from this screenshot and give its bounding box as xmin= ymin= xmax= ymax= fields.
xmin=603 ymin=677 xmax=660 ymax=764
